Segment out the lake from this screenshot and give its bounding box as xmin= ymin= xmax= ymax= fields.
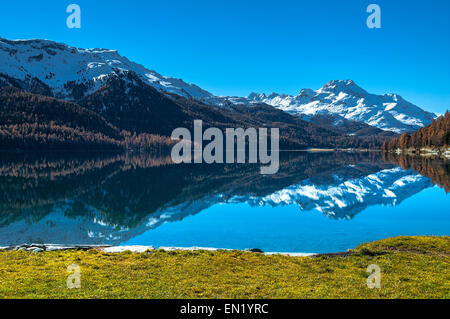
xmin=0 ymin=151 xmax=448 ymax=253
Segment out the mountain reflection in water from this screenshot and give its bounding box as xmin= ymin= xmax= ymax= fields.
xmin=0 ymin=151 xmax=448 ymax=248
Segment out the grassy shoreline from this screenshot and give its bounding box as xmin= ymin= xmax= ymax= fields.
xmin=0 ymin=236 xmax=448 ymax=299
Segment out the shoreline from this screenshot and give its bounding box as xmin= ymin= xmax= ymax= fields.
xmin=0 ymin=244 xmax=317 ymax=257
xmin=387 ymin=147 xmax=450 ymax=159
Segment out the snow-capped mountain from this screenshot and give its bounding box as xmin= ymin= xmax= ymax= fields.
xmin=244 ymin=80 xmax=436 ymax=133
xmin=0 ymin=37 xmax=221 ymax=104
xmin=0 ymin=37 xmax=436 ymax=134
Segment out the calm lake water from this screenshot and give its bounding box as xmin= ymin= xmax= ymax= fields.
xmin=0 ymin=151 xmax=448 ymax=253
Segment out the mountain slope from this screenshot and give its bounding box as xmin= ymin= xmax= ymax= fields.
xmin=0 ymin=86 xmax=176 ymax=151
xmin=0 ymin=86 xmax=123 ymax=149
xmin=0 ymin=37 xmax=219 ymax=103
xmin=383 ymin=111 xmax=450 ymax=152
xmin=80 ymin=71 xmax=191 ymax=136
xmin=244 ymin=80 xmax=436 ymax=133
xmin=304 ymin=113 xmax=397 ymax=138
xmin=83 ymin=73 xmax=398 ymax=149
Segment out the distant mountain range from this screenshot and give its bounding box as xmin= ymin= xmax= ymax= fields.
xmin=244 ymin=80 xmax=436 ymax=134
xmin=0 ymin=37 xmax=438 ymax=150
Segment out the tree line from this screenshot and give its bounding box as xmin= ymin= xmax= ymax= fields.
xmin=0 ymin=86 xmax=174 ymax=153
xmin=383 ymin=111 xmax=450 ymax=151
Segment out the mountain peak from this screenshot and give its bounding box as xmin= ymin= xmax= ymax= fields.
xmin=298 ymin=88 xmax=315 ymax=97
xmin=248 ymin=92 xmax=266 ymax=100
xmin=324 ymin=79 xmax=356 ymax=87
xmin=0 ymin=37 xmax=119 ymax=55
xmin=319 ymin=79 xmax=367 ymax=95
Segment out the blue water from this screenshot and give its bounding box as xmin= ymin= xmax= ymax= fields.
xmin=0 ymin=152 xmax=448 ymax=252
xmin=124 ymin=186 xmax=450 ymax=253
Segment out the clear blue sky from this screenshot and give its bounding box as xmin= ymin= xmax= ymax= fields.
xmin=1 ymin=0 xmax=449 ymax=114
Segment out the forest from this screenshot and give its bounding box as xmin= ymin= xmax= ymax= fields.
xmin=0 ymin=86 xmax=175 ymax=153
xmin=382 ymin=111 xmax=450 ymax=151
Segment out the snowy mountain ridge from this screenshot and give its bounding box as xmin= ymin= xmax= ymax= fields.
xmin=0 ymin=37 xmax=220 ymax=103
xmin=244 ymin=80 xmax=436 ymax=133
xmin=0 ymin=38 xmax=436 ymax=133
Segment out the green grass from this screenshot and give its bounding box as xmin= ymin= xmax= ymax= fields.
xmin=0 ymin=236 xmax=448 ymax=299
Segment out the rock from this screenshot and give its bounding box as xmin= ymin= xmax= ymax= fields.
xmin=246 ymin=248 xmax=264 ymax=253
xmin=32 ymin=248 xmax=44 ymax=253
